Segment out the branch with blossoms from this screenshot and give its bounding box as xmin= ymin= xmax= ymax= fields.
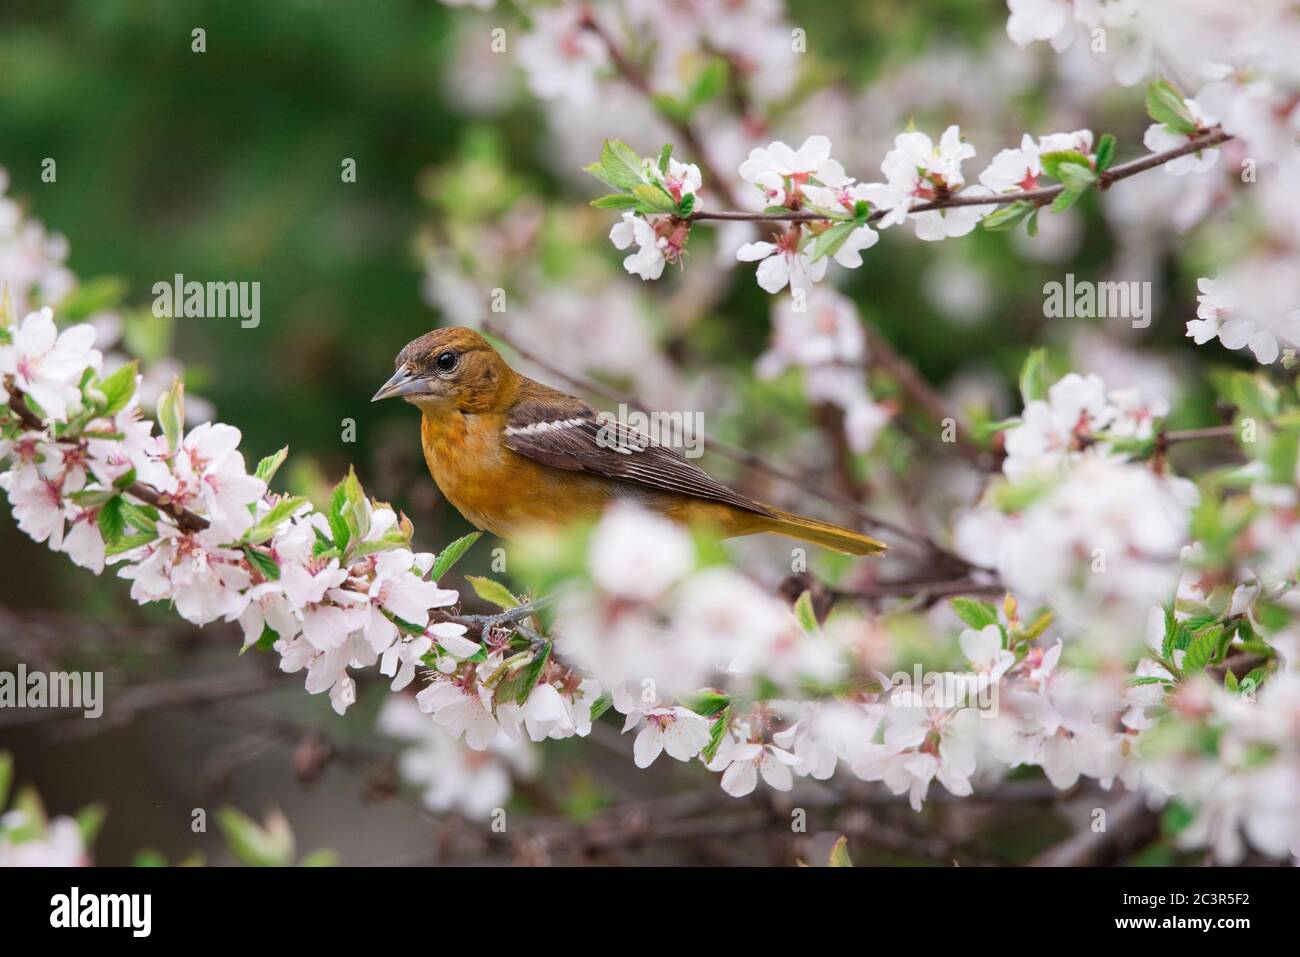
xmin=0 ymin=295 xmax=1202 ymax=819
xmin=5 ymin=269 xmax=1300 ymax=862
xmin=585 ymin=84 xmax=1231 ymax=294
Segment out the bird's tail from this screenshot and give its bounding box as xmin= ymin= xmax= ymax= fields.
xmin=754 ymin=508 xmax=886 ymax=556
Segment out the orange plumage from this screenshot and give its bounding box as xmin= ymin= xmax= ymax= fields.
xmin=373 ymin=328 xmax=885 ymax=556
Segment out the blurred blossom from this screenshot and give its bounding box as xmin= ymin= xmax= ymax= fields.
xmin=0 ymin=810 xmax=88 ymax=867
xmin=380 ymin=696 xmax=537 ymax=819
xmin=921 ymin=256 xmax=993 ymax=326
xmin=1187 ymin=268 xmax=1300 ymax=366
xmin=1000 ymin=372 xmax=1167 ymax=482
xmin=758 ymin=288 xmax=891 ymax=454
xmin=516 ymin=4 xmax=608 ymax=104
xmin=0 ymin=168 xmax=76 ymax=315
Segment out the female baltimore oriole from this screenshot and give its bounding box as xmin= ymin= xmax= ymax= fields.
xmin=372 ymin=328 xmax=885 ymax=556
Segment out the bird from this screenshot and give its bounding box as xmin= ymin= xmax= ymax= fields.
xmin=372 ymin=328 xmax=885 ymax=556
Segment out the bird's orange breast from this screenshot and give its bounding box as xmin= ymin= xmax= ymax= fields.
xmin=420 ymin=410 xmax=620 ymax=538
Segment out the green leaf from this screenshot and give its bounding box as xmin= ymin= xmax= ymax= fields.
xmin=75 ymin=803 xmax=108 ymax=845
xmin=97 ymin=496 xmax=126 ymax=545
xmin=584 ymin=139 xmax=646 ymax=191
xmin=687 ymin=690 xmax=731 ymax=717
xmin=980 ymin=201 xmax=1035 ymax=231
xmin=792 ymin=590 xmax=819 ymax=633
xmin=657 ymin=143 xmax=673 ymax=174
xmin=1049 ymin=188 xmax=1085 ymax=213
xmin=431 ymin=531 xmax=482 ymax=581
xmin=68 ymin=488 xmax=118 ymax=508
xmin=156 ymin=377 xmax=185 ymax=452
xmin=807 ymin=221 xmax=857 ymax=261
xmin=0 ymin=752 xmax=11 ymax=810
xmin=828 ymin=835 xmax=854 ymax=867
xmin=341 ymin=467 xmax=368 ymax=537
xmin=950 ymin=597 xmax=999 ymax=630
xmin=589 ymin=692 xmax=613 ymax=722
xmin=1018 ymin=348 xmax=1051 ymax=405
xmin=1182 ymin=626 xmax=1221 ymax=673
xmin=631 ymin=183 xmax=678 ymax=213
xmin=466 ymin=575 xmax=519 ymax=609
xmin=105 ymin=531 xmax=158 ymax=557
xmin=255 ymin=447 xmax=289 ymax=483
xmin=1040 ymin=150 xmax=1094 ymax=181
xmin=253 ymin=623 xmax=279 ymax=653
xmin=57 ymin=276 xmax=128 ymax=321
xmin=326 ymin=480 xmax=351 ymax=553
xmin=1057 ymin=161 xmax=1098 ymax=193
xmin=492 ymin=646 xmax=549 ymax=708
xmin=1026 ymin=209 xmax=1040 ymax=236
xmin=298 ymin=849 xmax=340 ymax=867
xmin=1022 ymin=610 xmax=1053 ymax=641
xmin=1146 ymin=79 xmax=1198 ymax=135
xmin=1241 ymin=666 xmax=1269 ymax=696
xmin=120 ymin=501 xmax=159 ymax=534
xmin=973 ymin=417 xmax=1020 ymax=441
xmin=684 ymin=58 xmax=727 ymax=112
xmin=701 ymin=705 xmax=732 ymax=763
xmin=244 ymin=495 xmax=308 ymax=545
xmin=677 ymin=192 xmax=695 ymax=217
xmin=97 ymin=362 xmax=139 ymax=417
xmin=513 ymin=643 xmax=552 ymax=705
xmin=590 ymin=193 xmax=640 ymax=210
xmin=1095 ymin=133 xmax=1117 ymax=172
xmin=216 ymin=807 xmax=295 ymax=868
xmin=243 ymin=546 xmax=280 ymax=581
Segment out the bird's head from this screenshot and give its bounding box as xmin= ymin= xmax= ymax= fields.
xmin=372 ymin=327 xmax=517 ymax=413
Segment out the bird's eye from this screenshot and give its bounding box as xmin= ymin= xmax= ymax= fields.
xmin=435 ymin=350 xmax=458 ymax=372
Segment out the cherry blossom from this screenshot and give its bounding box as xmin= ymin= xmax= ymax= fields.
xmin=629 ymin=705 xmax=711 ymax=767
xmin=0 ymin=307 xmax=100 ymax=421
xmin=736 ymin=232 xmax=828 ymax=294
xmin=608 ymin=212 xmax=668 ymax=281
xmin=863 ymin=126 xmax=995 ymax=240
xmin=516 ymin=4 xmax=608 ymax=104
xmin=738 ymin=135 xmax=847 ymax=203
xmin=707 ymin=736 xmax=800 ymax=797
xmin=1143 ymin=99 xmax=1221 ymax=175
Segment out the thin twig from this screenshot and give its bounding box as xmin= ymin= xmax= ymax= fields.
xmin=577 ymin=5 xmax=740 ymax=208
xmin=861 ymin=323 xmax=987 ymax=464
xmin=684 ymin=129 xmax=1233 ymax=224
xmin=1028 ymin=790 xmax=1157 ymax=866
xmin=1163 ymin=424 xmax=1237 ymax=444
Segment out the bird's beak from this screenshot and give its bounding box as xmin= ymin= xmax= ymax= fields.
xmin=371 ymin=365 xmax=433 ymax=402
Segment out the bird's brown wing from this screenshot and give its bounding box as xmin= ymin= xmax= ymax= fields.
xmin=503 ymin=390 xmax=774 ymax=517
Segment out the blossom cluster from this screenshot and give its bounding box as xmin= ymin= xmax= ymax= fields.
xmin=957 ymin=366 xmax=1194 ymax=640
xmin=3 ymin=297 xmax=1297 ymax=862
xmin=510 ymin=503 xmax=1163 ymax=808
xmin=1003 ymin=3 xmax=1300 ymax=366
xmin=0 ymin=761 xmax=91 ymax=868
xmin=757 ymin=287 xmax=893 ymax=454
xmin=591 ymin=118 xmax=1126 ymax=296
xmin=0 ymin=303 xmax=470 ymax=718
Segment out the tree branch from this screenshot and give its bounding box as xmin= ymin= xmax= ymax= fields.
xmin=683 ymin=128 xmax=1233 ymax=224
xmin=577 ymin=5 xmax=740 ymax=209
xmin=6 ymin=388 xmax=211 ymax=533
